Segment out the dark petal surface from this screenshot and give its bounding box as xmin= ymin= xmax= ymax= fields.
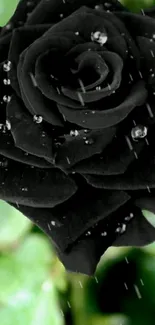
xmin=69 ymin=133 xmax=145 ymax=175
xmin=26 ymin=0 xmax=127 ymax=26
xmin=7 ymin=95 xmax=54 ymax=161
xmin=55 ymin=127 xmax=116 ymax=169
xmin=58 ymin=81 xmax=147 ymax=129
xmin=10 ymin=188 xmax=130 ymax=251
xmin=0 ymin=130 xmax=52 ymax=168
xmin=8 ymin=25 xmax=51 ymax=96
xmin=0 ymin=162 xmax=77 ymax=208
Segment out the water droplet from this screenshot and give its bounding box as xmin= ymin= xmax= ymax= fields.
xmin=120 ymin=223 xmax=126 ymax=234
xmin=3 ymin=79 xmax=11 ymax=85
xmin=27 ymin=1 xmax=34 ymax=6
xmin=91 ymin=31 xmax=108 ymax=46
xmin=124 ymin=213 xmax=134 ymax=221
xmin=115 ymin=227 xmax=121 ymax=233
xmin=5 ymin=23 xmax=12 ymax=30
xmin=96 ymin=86 xmax=101 ymax=91
xmin=101 ymin=231 xmax=107 ymax=236
xmin=0 ymin=124 xmax=7 ymax=133
xmin=0 ymin=159 xmax=8 ymax=167
xmin=33 ymin=115 xmax=43 ymax=123
xmin=3 ymin=95 xmax=11 ymax=103
xmin=70 ymin=130 xmax=79 ymax=136
xmin=95 ymin=4 xmax=102 ymax=10
xmin=85 ymin=138 xmax=94 ymax=145
xmin=21 ymin=187 xmax=28 ymax=191
xmin=104 ymin=2 xmax=112 ymax=8
xmin=6 ymin=120 xmax=11 ymax=130
xmin=3 ymin=61 xmax=11 ymax=72
xmin=85 ymin=230 xmax=91 ymax=236
xmin=75 ymin=31 xmax=79 ymax=35
xmin=131 ymin=125 xmax=148 ymax=141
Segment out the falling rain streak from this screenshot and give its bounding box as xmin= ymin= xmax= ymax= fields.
xmin=77 ymin=92 xmax=85 ymax=106
xmin=146 ymin=103 xmax=154 ymax=118
xmin=125 ymin=135 xmax=133 ymax=151
xmin=29 ymin=73 xmax=37 ymax=87
xmin=67 ymin=301 xmax=71 ymax=308
xmin=125 ymin=135 xmax=138 ymax=158
xmin=79 ymin=281 xmax=83 ymax=288
xmin=125 ymin=257 xmax=129 ymax=264
xmin=94 ymin=276 xmax=99 ymax=283
xmin=78 ymin=79 xmax=86 ymax=93
xmin=134 ymin=284 xmax=142 ymax=299
xmin=140 ymin=278 xmax=144 ymax=286
xmin=150 ymin=50 xmax=155 ymax=57
xmin=124 ymin=282 xmax=128 ymax=290
xmin=147 ymin=185 xmax=151 ymax=193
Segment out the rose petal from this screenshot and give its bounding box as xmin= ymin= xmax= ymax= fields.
xmin=26 ymin=0 xmax=126 ymax=26
xmin=6 ymin=95 xmax=55 ymax=161
xmin=8 ymin=25 xmax=51 ymax=96
xmin=0 ymin=131 xmax=53 ymax=168
xmin=61 ymin=51 xmax=123 ymax=103
xmin=7 ymin=187 xmax=130 ymax=250
xmin=69 ymin=132 xmax=145 ymax=175
xmin=83 ymin=149 xmax=155 ymax=190
xmin=0 ymin=162 xmax=77 ymax=207
xmin=55 ymin=127 xmax=116 ymax=169
xmin=58 ymin=81 xmax=147 ymax=129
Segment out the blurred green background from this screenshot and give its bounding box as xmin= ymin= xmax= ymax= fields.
xmin=1 ymin=0 xmax=155 ymax=324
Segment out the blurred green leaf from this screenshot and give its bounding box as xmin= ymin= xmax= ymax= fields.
xmin=142 ymin=210 xmax=155 ymax=228
xmin=0 ymin=234 xmax=64 ymax=325
xmin=0 ymin=0 xmax=19 ymax=26
xmin=121 ymin=0 xmax=155 ymax=11
xmin=0 ymin=200 xmax=32 ymax=251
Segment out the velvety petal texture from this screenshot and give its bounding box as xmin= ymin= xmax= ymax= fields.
xmin=0 ymin=0 xmax=155 ymax=275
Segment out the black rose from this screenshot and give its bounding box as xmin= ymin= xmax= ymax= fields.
xmin=1 ymin=0 xmax=155 ymax=275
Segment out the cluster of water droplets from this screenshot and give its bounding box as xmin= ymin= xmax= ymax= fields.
xmin=84 ymin=212 xmax=134 ymax=239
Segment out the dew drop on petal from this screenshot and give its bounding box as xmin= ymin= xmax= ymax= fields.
xmin=21 ymin=187 xmax=28 ymax=192
xmin=101 ymin=231 xmax=107 ymax=236
xmin=131 ymin=125 xmax=148 ymax=141
xmin=3 ymin=79 xmax=11 ymax=85
xmin=3 ymin=95 xmax=11 ymax=103
xmin=85 ymin=138 xmax=94 ymax=145
xmin=91 ymin=31 xmax=108 ymax=46
xmin=6 ymin=120 xmax=11 ymax=130
xmin=3 ymin=61 xmax=11 ymax=72
xmin=70 ymin=130 xmax=79 ymax=136
xmin=33 ymin=115 xmax=43 ymax=124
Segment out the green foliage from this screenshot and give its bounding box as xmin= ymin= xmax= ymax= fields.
xmin=0 ymin=0 xmax=19 ymax=26
xmin=0 ymin=234 xmax=64 ymax=325
xmin=0 ymin=200 xmax=32 ymax=250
